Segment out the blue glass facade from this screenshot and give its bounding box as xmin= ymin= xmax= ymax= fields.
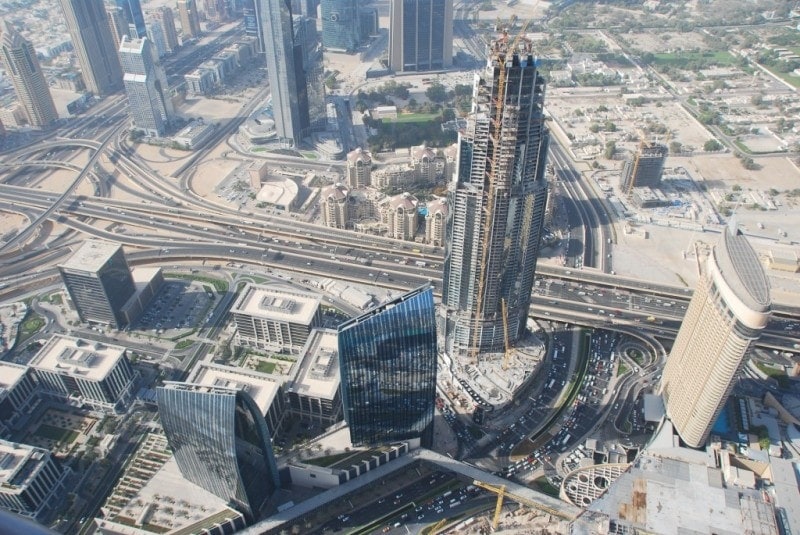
xmin=337 ymin=286 xmax=437 ymax=448
xmin=321 ymin=0 xmax=359 ymax=52
xmin=116 ymin=0 xmax=146 ymax=38
xmin=157 ymin=384 xmax=279 ymax=522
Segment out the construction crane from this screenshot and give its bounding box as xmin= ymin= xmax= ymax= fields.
xmin=469 ymin=19 xmax=532 ymax=362
xmin=472 ymin=480 xmax=507 ymax=530
xmin=501 ymin=298 xmax=512 ymax=370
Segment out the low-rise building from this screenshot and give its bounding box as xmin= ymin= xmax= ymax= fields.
xmin=231 ymin=285 xmax=323 ymax=353
xmin=172 ymin=119 xmax=216 ymax=149
xmin=0 ymin=362 xmax=37 ymax=435
xmin=29 ymin=335 xmax=137 ymax=411
xmin=0 ymin=440 xmax=68 ymax=519
xmin=287 ymin=329 xmax=342 ymax=426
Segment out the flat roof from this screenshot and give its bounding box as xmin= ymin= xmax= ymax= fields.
xmin=59 ymin=240 xmax=122 ymax=273
xmin=0 ymin=362 xmax=28 ymax=391
xmin=0 ymin=440 xmax=45 ymax=488
xmin=232 ymin=284 xmax=321 ymax=325
xmin=290 ymin=329 xmax=340 ymax=401
xmin=189 ymin=362 xmax=283 ymax=415
xmin=29 ymin=334 xmax=126 ymax=382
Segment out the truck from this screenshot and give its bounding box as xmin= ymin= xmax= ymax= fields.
xmin=415 ymin=260 xmax=427 ymax=267
xmin=646 ymin=316 xmax=656 ymax=322
xmin=547 ymin=379 xmax=555 ymax=390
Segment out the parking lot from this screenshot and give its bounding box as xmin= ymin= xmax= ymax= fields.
xmin=136 ymin=281 xmax=214 ymax=334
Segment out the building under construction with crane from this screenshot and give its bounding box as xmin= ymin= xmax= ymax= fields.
xmin=620 ymin=141 xmax=668 ymax=195
xmin=442 ymin=34 xmax=550 ymax=357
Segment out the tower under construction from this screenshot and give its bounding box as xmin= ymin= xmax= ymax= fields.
xmin=621 ymin=142 xmax=667 ymax=195
xmin=442 ymin=35 xmax=550 ymax=357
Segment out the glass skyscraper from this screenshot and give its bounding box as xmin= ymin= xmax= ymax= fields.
xmin=388 ymin=0 xmax=453 ymax=72
xmin=157 ymin=383 xmax=280 ymax=522
xmin=116 ymin=0 xmax=146 ymax=38
xmin=321 ymin=0 xmax=360 ymax=52
xmin=338 ymin=286 xmax=437 ymax=448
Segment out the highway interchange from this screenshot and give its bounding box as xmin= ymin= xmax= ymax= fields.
xmin=1 ymin=19 xmax=800 ymax=533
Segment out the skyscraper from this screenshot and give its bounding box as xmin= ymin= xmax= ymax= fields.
xmin=338 ymin=285 xmax=437 ymax=448
xmin=242 ymin=0 xmax=265 ymax=52
xmin=321 ymin=0 xmax=360 ymax=52
xmin=154 ymin=7 xmax=180 ymax=53
xmin=58 ymin=240 xmax=136 ymax=328
xmin=660 ymin=223 xmax=771 ymax=448
xmin=388 ymin=0 xmax=453 ymax=72
xmin=158 ymin=383 xmax=280 ymax=521
xmin=259 ymin=0 xmax=325 ymax=145
xmin=177 ymin=0 xmax=202 ymax=39
xmin=115 ymin=0 xmax=147 ymax=38
xmin=621 ymin=141 xmax=668 ymax=195
xmin=443 ymin=37 xmax=550 ymax=356
xmin=105 ymin=5 xmax=128 ymax=51
xmin=59 ymin=0 xmax=123 ymax=95
xmin=0 ymin=22 xmax=58 ymax=127
xmin=119 ymin=36 xmax=173 ymax=137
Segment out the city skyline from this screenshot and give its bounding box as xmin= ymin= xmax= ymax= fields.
xmin=443 ymin=37 xmax=550 ymax=356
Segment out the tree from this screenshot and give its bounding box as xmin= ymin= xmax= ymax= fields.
xmin=704 ymin=139 xmax=723 ymax=152
xmin=425 ymin=83 xmax=447 ymax=103
xmin=604 ymin=141 xmax=616 ymax=159
xmin=669 ymin=141 xmax=682 ymax=154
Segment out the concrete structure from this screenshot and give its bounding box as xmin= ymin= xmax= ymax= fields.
xmin=58 ymin=240 xmax=136 ymax=329
xmin=388 ymin=0 xmax=453 ymax=72
xmin=96 ymin=432 xmax=247 ymax=534
xmin=119 ymin=266 xmax=164 ymax=326
xmin=411 ymin=143 xmax=438 ymax=183
xmin=0 ymin=362 xmax=37 ymax=435
xmin=231 ymin=285 xmax=323 ymax=353
xmin=158 ymin=383 xmax=280 ymax=522
xmin=172 ymin=119 xmax=216 ymax=149
xmin=382 ymin=192 xmax=418 ymax=241
xmin=287 ymin=328 xmax=343 ymax=426
xmin=189 ymin=361 xmax=287 ymax=437
xmin=30 ymin=334 xmax=137 ymax=411
xmin=288 ymin=442 xmax=410 ymax=489
xmin=153 ymin=7 xmax=180 ymax=53
xmin=443 ymin=38 xmax=550 ymax=355
xmin=0 ymin=21 xmax=58 ymax=128
xmin=346 ymin=148 xmax=372 ymax=188
xmin=321 ymin=183 xmax=350 ymax=229
xmin=119 ymin=36 xmax=173 ymax=137
xmin=660 ymin=223 xmax=772 ymax=448
xmin=59 ymin=0 xmax=123 ymax=96
xmin=425 ymin=197 xmax=448 ymax=246
xmin=321 ymin=0 xmax=360 ymax=52
xmin=0 ymin=440 xmax=68 ymax=519
xmin=177 ymin=0 xmax=202 ymax=39
xmin=621 ymin=142 xmax=668 ymax=195
xmin=338 ymin=286 xmax=437 ymax=447
xmin=372 ymin=163 xmax=415 ymax=191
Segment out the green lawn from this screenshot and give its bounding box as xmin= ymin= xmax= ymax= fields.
xmin=532 ymin=477 xmax=560 ymax=497
xmin=35 ymin=424 xmax=78 ymax=444
xmin=653 ymin=50 xmax=736 ymax=67
xmin=617 ymin=361 xmax=630 ymax=377
xmin=255 ymin=361 xmax=276 ymax=374
xmin=19 ymin=313 xmax=45 ymax=341
xmin=385 ymin=112 xmax=440 ymax=124
xmin=175 ymin=339 xmax=194 ymax=350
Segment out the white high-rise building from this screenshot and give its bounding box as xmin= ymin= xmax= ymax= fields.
xmin=660 ymin=223 xmax=771 ymax=448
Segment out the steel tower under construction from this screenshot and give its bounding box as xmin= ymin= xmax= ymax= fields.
xmin=443 ymin=35 xmax=550 ymax=357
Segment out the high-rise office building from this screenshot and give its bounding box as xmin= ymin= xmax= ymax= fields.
xmin=157 ymin=383 xmax=280 ymax=521
xmin=177 ymin=0 xmax=202 ymax=39
xmin=0 ymin=440 xmax=68 ymax=519
xmin=388 ymin=0 xmax=453 ymax=72
xmin=0 ymin=22 xmax=58 ymax=128
xmin=105 ymin=5 xmax=128 ymax=51
xmin=58 ymin=240 xmax=136 ymax=328
xmin=147 ymin=21 xmax=167 ymax=58
xmin=59 ymin=0 xmax=123 ymax=95
xmin=154 ymin=6 xmax=180 ymax=53
xmin=119 ymin=36 xmax=174 ymax=137
xmin=259 ymin=0 xmax=324 ymax=145
xmin=338 ymin=285 xmax=437 ymax=448
xmin=442 ymin=38 xmax=550 ymax=356
xmin=621 ymin=141 xmax=668 ymax=195
xmin=115 ymin=0 xmax=147 ymax=38
xmin=321 ymin=0 xmax=360 ymax=52
xmin=660 ymin=223 xmax=771 ymax=448
xmin=242 ymin=0 xmax=265 ymax=52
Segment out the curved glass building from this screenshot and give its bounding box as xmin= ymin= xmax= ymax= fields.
xmin=660 ymin=223 xmax=771 ymax=448
xmin=157 ymin=383 xmax=280 ymax=521
xmin=338 ymin=286 xmax=437 ymax=448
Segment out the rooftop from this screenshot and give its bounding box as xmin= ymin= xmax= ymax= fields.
xmin=0 ymin=362 xmax=28 ymax=392
xmin=716 ymin=223 xmax=771 ymax=312
xmin=0 ymin=440 xmax=47 ymax=490
xmin=58 ymin=240 xmax=123 ymax=273
xmin=29 ymin=335 xmax=127 ymax=382
xmin=188 ymin=362 xmax=283 ymax=416
xmin=290 ymin=329 xmax=340 ymax=401
xmin=232 ymin=285 xmax=321 ymax=325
